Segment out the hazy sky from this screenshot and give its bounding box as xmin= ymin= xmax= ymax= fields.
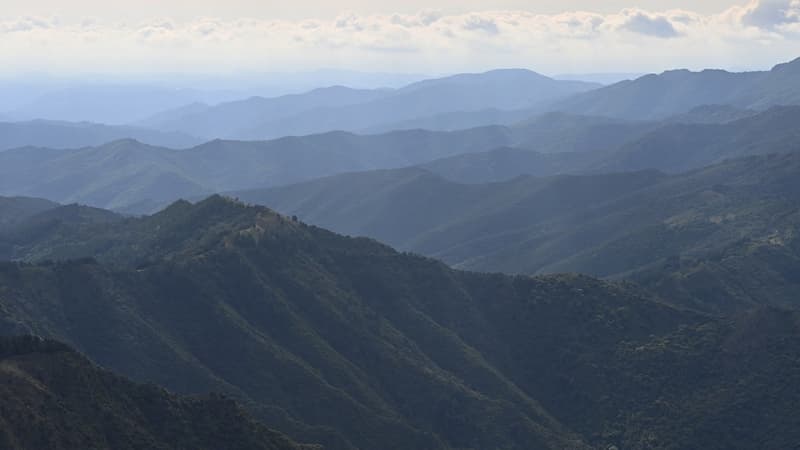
xmin=3 ymin=1 xmax=746 ymax=20
xmin=2 ymin=0 xmax=799 ymax=76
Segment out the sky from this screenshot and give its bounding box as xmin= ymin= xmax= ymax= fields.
xmin=1 ymin=0 xmax=799 ymax=76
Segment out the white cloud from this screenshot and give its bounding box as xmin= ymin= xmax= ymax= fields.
xmin=742 ymin=0 xmax=800 ymax=28
xmin=463 ymin=15 xmax=500 ymax=35
xmin=0 ymin=1 xmax=798 ymax=75
xmin=621 ymin=11 xmax=681 ymax=37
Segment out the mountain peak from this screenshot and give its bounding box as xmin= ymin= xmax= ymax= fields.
xmin=105 ymin=137 xmax=146 ymax=147
xmin=484 ymin=67 xmax=545 ymax=76
xmin=771 ymin=56 xmax=800 ymax=73
xmin=660 ymin=68 xmax=693 ymax=77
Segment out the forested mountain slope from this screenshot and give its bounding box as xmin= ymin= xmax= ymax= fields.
xmin=0 ymin=197 xmax=799 ymax=448
xmin=240 ymin=152 xmax=800 ymax=313
xmin=0 ymin=335 xmax=313 ymax=450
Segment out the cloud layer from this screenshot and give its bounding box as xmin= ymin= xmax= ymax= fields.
xmin=1 ymin=0 xmax=799 ymax=75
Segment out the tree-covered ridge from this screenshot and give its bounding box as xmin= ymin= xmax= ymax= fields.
xmin=0 ymin=125 xmax=514 ymax=213
xmin=0 ymin=335 xmax=314 ymax=450
xmin=0 ymin=200 xmax=594 ymax=449
xmin=0 ymin=196 xmax=59 ymax=231
xmin=2 ymin=103 xmax=798 ymax=216
xmin=1 ymin=196 xmax=799 ymax=448
xmin=238 ymin=152 xmax=800 ymax=313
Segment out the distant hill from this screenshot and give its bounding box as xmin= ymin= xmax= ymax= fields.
xmin=236 ymin=168 xmax=664 ymax=271
xmin=3 ymin=106 xmax=798 ymax=213
xmin=737 ymin=56 xmax=800 ymax=109
xmin=665 ymin=104 xmax=757 ymax=124
xmin=511 ymin=112 xmax=656 ymax=153
xmin=0 ymin=127 xmax=513 ymax=212
xmin=2 ymin=105 xmax=798 ymax=213
xmin=238 ymin=70 xmax=599 ymax=140
xmin=420 ymin=147 xmax=597 ymax=184
xmin=136 ymin=102 xmax=211 ymax=128
xmin=597 ymin=106 xmax=800 ymax=173
xmin=239 ymin=152 xmax=800 ymax=313
xmin=0 ymin=141 xmax=211 ymax=212
xmin=554 ymin=72 xmax=644 ymax=85
xmin=0 ymin=120 xmax=201 ymax=151
xmin=147 ymin=69 xmax=599 ymax=140
xmin=360 ymin=107 xmax=539 ymax=134
xmin=140 ymin=86 xmax=393 ymax=139
xmin=1 ymin=197 xmax=800 ymax=448
xmin=402 ymin=112 xmax=656 ymax=184
xmin=9 ymin=85 xmax=211 ymax=125
xmin=554 ymin=57 xmax=800 ymax=120
xmin=419 ymin=106 xmax=800 ymax=183
xmin=372 ymin=111 xmax=656 ymax=156
xmin=0 ymin=335 xmax=312 ymax=450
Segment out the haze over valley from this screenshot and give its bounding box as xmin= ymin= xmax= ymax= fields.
xmin=2 ymin=1 xmax=800 ymax=449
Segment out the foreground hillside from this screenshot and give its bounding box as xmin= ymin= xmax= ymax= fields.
xmin=0 ymin=335 xmax=311 ymax=450
xmin=1 ymin=197 xmax=799 ymax=448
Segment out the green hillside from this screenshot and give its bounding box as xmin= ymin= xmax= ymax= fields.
xmin=0 ymin=335 xmax=312 ymax=450
xmin=0 ymin=196 xmax=59 ymax=231
xmin=1 ymin=197 xmax=799 ymax=448
xmin=239 ymin=152 xmax=800 ymax=313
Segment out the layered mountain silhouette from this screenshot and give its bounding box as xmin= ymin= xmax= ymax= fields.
xmin=3 ymin=58 xmax=797 ymax=153
xmin=359 ymin=107 xmax=540 ymax=134
xmin=138 ymin=86 xmax=394 ymax=140
xmin=410 ymin=106 xmax=800 ymax=183
xmin=144 ymin=69 xmax=599 ymax=140
xmin=1 ymin=196 xmax=799 ymax=448
xmin=554 ymin=57 xmax=800 ymax=120
xmin=8 ymin=85 xmax=211 ymax=125
xmin=597 ymin=106 xmax=800 ymax=173
xmin=3 ymin=47 xmax=800 ymax=450
xmin=238 ymin=151 xmax=800 ymax=313
xmin=0 ymin=120 xmax=201 ymax=151
xmin=0 ymin=127 xmax=513 ymax=212
xmin=665 ymin=104 xmax=757 ymax=125
xmin=5 ymin=105 xmax=798 ymax=213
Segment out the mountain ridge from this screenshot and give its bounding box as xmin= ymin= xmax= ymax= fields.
xmin=0 ymin=120 xmax=202 ymax=151
xmin=144 ymin=69 xmax=598 ymax=140
xmin=553 ymin=56 xmax=800 ymax=120
xmin=236 ymin=151 xmax=800 ymax=313
xmin=1 ymin=196 xmax=799 ymax=448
